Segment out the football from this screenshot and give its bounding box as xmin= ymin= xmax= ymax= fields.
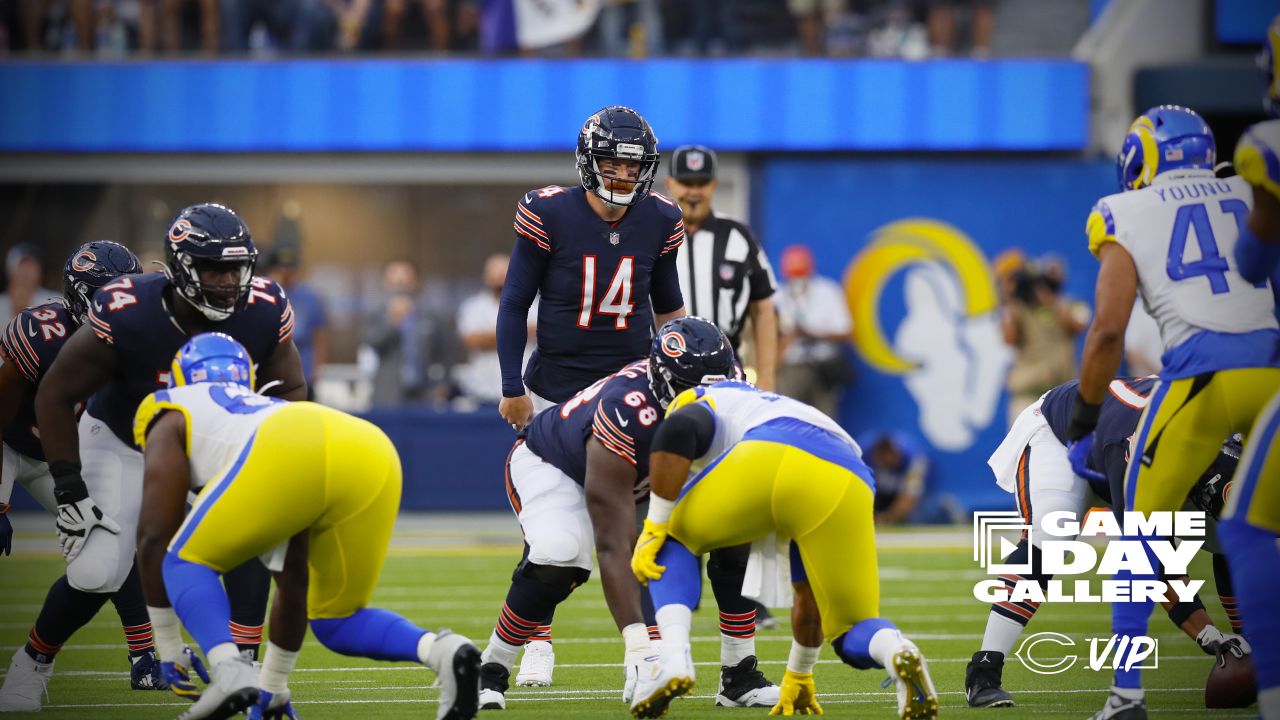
xmin=1205 ymin=651 xmax=1257 ymax=708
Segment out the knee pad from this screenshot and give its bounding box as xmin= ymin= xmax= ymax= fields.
xmin=527 ymin=527 xmax=585 ymax=568
xmin=518 ymin=561 xmax=591 ymax=600
xmin=67 ymin=534 xmax=130 ymax=593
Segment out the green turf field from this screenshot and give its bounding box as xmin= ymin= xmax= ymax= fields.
xmin=0 ymin=516 xmax=1257 ymax=719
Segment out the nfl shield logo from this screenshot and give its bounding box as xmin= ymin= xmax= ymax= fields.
xmin=719 ymin=263 xmax=736 ymax=281
xmin=687 ymin=151 xmax=705 ymax=172
xmin=609 ymin=232 xmax=621 ymax=245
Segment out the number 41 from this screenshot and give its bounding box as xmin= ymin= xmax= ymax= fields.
xmin=1166 ymin=199 xmax=1263 ymax=294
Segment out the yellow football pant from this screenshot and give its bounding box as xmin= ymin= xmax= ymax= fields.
xmin=670 ymin=439 xmax=880 ymax=641
xmin=1225 ymin=387 xmax=1280 ymax=533
xmin=172 ymin=402 xmax=402 ymax=619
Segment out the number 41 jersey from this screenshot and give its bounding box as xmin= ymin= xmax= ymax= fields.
xmin=1086 ymin=170 xmax=1277 ymax=377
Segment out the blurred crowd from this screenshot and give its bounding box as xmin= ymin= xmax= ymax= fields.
xmin=0 ymin=0 xmax=994 ymax=58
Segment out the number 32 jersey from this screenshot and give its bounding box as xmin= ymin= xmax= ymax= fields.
xmin=1086 ymin=170 xmax=1278 ymax=377
xmin=1 ymin=301 xmax=77 ymax=460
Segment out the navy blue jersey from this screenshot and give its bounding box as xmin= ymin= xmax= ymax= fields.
xmin=524 ymin=359 xmax=663 ymax=489
xmin=1041 ymin=377 xmax=1156 ymax=503
xmin=0 ymin=301 xmax=77 ymax=460
xmin=85 ymin=272 xmax=294 ymax=447
xmin=509 ymin=186 xmax=685 ymax=402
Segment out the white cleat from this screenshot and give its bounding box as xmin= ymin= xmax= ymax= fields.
xmin=622 ymin=650 xmax=658 ymax=703
xmin=0 ymin=652 xmax=53 ymax=712
xmin=426 ymin=630 xmax=481 ymax=720
xmin=888 ymin=641 xmax=939 ymax=720
xmin=177 ymin=655 xmax=258 ymax=720
xmin=514 ymin=640 xmax=554 ymax=687
xmin=630 ymin=645 xmax=695 ymax=719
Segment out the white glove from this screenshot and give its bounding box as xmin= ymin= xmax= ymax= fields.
xmin=622 ymin=648 xmax=657 ymax=703
xmin=55 ymin=496 xmax=121 ymax=563
xmin=1197 ymin=626 xmax=1251 ymax=660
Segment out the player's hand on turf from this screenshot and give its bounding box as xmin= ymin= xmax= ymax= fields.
xmin=0 ymin=503 xmax=12 ymax=556
xmin=162 ymin=647 xmax=211 ymax=702
xmin=1197 ymin=626 xmax=1252 ymax=663
xmin=500 ymin=395 xmax=535 ymax=431
xmin=249 ymin=688 xmax=300 ymax=719
xmin=54 ymin=495 xmax=121 ymax=563
xmin=770 ymin=670 xmax=823 ymax=716
xmin=1066 ymin=434 xmax=1105 ymax=483
xmin=631 ymin=519 xmax=669 ymax=584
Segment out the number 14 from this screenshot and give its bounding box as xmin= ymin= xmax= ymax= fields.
xmin=1166 ymin=199 xmax=1262 ymax=294
xmin=578 ymin=256 xmax=636 ymax=329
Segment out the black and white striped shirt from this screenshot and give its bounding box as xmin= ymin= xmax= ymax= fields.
xmin=675 ymin=213 xmax=776 ymax=349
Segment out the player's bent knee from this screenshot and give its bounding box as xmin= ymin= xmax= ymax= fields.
xmin=67 ymin=539 xmax=130 ymax=593
xmin=518 ymin=561 xmax=591 ymax=601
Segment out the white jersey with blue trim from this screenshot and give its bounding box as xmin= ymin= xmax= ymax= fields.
xmin=133 ymin=383 xmax=287 ymax=491
xmin=1086 ymin=171 xmax=1275 ymax=352
xmin=683 ymin=380 xmax=860 ymax=475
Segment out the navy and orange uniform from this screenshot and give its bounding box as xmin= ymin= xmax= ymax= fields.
xmin=500 ymin=186 xmax=686 ymax=403
xmin=1040 ymin=377 xmax=1156 ymax=505
xmin=0 ymin=301 xmax=77 ymax=460
xmin=524 ymin=359 xmax=662 ymax=487
xmin=85 ymin=272 xmax=294 ymax=447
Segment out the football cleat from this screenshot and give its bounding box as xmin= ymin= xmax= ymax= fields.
xmin=479 ymin=662 xmax=510 ymax=711
xmin=425 ymin=630 xmax=481 ymax=720
xmin=1088 ymin=692 xmax=1147 ymax=720
xmin=623 ymin=649 xmax=658 ymax=703
xmin=130 ymin=650 xmax=168 ymax=690
xmin=176 ymin=654 xmax=258 ymax=720
xmin=515 ymin=640 xmax=554 ymax=687
xmin=887 ymin=641 xmax=938 ymax=720
xmin=715 ymin=656 xmax=780 ymax=707
xmin=964 ymin=650 xmax=1014 ymax=708
xmin=0 ymin=651 xmax=53 ymax=712
xmin=630 ymin=645 xmax=695 ymax=719
xmin=248 ymin=688 xmax=300 ymax=719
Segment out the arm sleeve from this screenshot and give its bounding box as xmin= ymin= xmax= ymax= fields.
xmin=650 ymin=402 xmax=716 ymax=460
xmin=650 ymin=247 xmax=684 ymax=315
xmin=498 ymin=236 xmax=549 ymax=397
xmin=0 ymin=315 xmax=39 ymax=383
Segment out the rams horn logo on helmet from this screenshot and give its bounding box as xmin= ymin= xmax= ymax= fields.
xmin=660 ymin=331 xmax=686 ymax=358
xmin=71 ymin=250 xmax=97 ymax=273
xmin=168 ymin=218 xmax=193 ymax=244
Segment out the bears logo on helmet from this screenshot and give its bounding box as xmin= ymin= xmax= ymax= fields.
xmin=660 ymin=331 xmax=687 ymax=358
xmin=648 ymin=316 xmax=737 ymax=409
xmin=62 ymin=240 xmax=143 ymax=327
xmin=163 ymin=203 xmax=258 ymax=322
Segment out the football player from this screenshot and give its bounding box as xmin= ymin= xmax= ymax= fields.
xmin=479 ymin=317 xmax=780 ymax=710
xmin=1071 ymin=105 xmax=1280 ymax=720
xmin=1224 ymin=15 xmax=1280 ymax=720
xmin=0 ymin=204 xmax=306 ymax=712
xmin=133 ymin=333 xmax=479 ymax=720
xmin=0 ymin=241 xmax=170 ymax=707
xmin=631 ymin=381 xmax=939 ymax=720
xmin=966 ymin=377 xmax=1249 ymax=708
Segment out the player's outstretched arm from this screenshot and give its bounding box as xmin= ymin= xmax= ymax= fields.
xmin=34 ymin=325 xmax=117 ymax=471
xmin=258 ymin=339 xmax=308 ymax=401
xmin=1070 ymin=244 xmax=1138 ymax=440
xmin=136 ymin=410 xmax=193 ymax=609
xmin=584 ymin=438 xmax=645 ymax=630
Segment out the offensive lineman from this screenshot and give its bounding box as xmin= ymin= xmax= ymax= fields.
xmin=0 ymin=203 xmax=306 ymax=711
xmin=1071 ymin=105 xmax=1280 ymax=719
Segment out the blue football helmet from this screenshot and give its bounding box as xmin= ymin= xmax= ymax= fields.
xmin=576 ymin=106 xmax=660 ymax=208
xmin=1116 ymin=105 xmax=1216 ymax=191
xmin=648 ymin=316 xmax=738 ymax=409
xmin=1263 ymin=14 xmax=1280 ymax=118
xmin=164 ymin=203 xmax=258 ymax=322
xmin=62 ymin=240 xmax=142 ymax=326
xmin=170 ymin=332 xmax=254 ymax=389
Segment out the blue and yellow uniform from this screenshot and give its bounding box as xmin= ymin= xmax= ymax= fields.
xmin=134 ymin=386 xmax=399 ymax=619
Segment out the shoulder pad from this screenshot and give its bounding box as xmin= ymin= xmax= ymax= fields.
xmin=133 ymin=388 xmax=193 ymax=451
xmin=243 ymin=277 xmax=294 ymax=344
xmin=1235 ymin=122 xmax=1280 ymax=202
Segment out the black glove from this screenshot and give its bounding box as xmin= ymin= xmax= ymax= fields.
xmin=1066 ymin=391 xmax=1101 ymax=441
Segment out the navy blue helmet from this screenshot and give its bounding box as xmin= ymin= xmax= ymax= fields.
xmin=648 ymin=316 xmax=738 ymax=409
xmin=575 ymin=106 xmax=660 ymax=207
xmin=164 ymin=203 xmax=258 ymax=322
xmin=63 ymin=241 xmax=142 ymax=326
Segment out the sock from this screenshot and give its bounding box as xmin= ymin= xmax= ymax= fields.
xmin=481 ymin=632 xmax=521 ymax=669
xmin=718 ymin=612 xmax=756 ymax=667
xmin=647 ymin=539 xmax=701 ymax=610
xmin=416 ymin=631 xmax=437 ymax=666
xmin=148 ymin=606 xmax=185 ymax=664
xmin=163 ymin=552 xmax=235 ymax=657
xmin=110 ymin=564 xmax=154 ymax=655
xmin=224 ymin=559 xmax=271 ymax=661
xmin=706 ymin=547 xmax=757 ymax=666
xmin=259 ymin=642 xmax=300 ymax=694
xmin=207 ymin=642 xmax=240 ymax=667
xmin=641 ymin=584 xmax=660 ymax=641
xmin=529 ymin=625 xmax=552 ymax=643
xmin=492 ymin=602 xmax=542 ymax=650
xmin=980 ymin=612 xmax=1025 ymax=655
xmin=309 ymin=608 xmax=426 ymax=662
xmin=25 ymin=576 xmax=112 ymax=663
xmin=655 ymin=604 xmax=692 ymax=662
xmin=1111 ymin=684 xmax=1143 ymax=701
xmin=1220 ymin=516 xmax=1280 ymax=694
xmin=836 ymin=618 xmax=898 ymax=670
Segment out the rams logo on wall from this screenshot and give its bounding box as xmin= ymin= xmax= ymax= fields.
xmin=844 ymin=219 xmax=1011 ymax=451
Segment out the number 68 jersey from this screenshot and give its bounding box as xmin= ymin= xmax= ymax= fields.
xmin=133 ymin=383 xmax=286 ymax=491
xmin=1086 ymin=170 xmax=1278 ymax=377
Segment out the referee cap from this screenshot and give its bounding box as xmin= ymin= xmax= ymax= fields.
xmin=670 ymin=145 xmax=717 ymax=182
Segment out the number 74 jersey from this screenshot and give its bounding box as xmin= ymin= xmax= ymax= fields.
xmin=1086 ymin=170 xmax=1277 ymax=357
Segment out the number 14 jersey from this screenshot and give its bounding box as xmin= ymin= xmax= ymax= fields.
xmin=1086 ymin=170 xmax=1278 ymax=377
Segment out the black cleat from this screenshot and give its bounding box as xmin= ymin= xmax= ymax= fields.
xmin=965 ymin=651 xmax=1015 ymax=708
xmin=715 ymin=656 xmax=780 ymax=707
xmin=479 ymin=662 xmax=510 ymax=711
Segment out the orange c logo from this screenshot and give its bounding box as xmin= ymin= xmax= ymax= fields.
xmin=71 ymin=250 xmax=97 ymax=273
xmin=660 ymin=331 xmax=686 ymax=358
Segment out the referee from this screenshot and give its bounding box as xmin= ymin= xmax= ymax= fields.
xmin=665 ymin=145 xmax=779 ymax=390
